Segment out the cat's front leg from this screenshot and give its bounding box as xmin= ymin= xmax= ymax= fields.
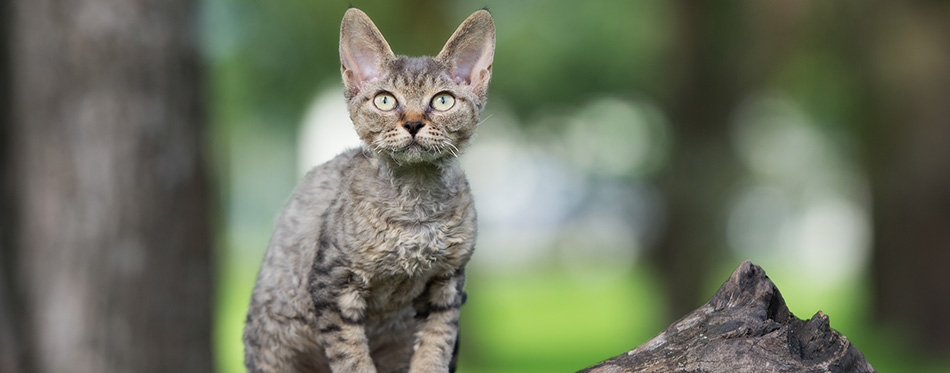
xmin=409 ymin=270 xmax=466 ymax=373
xmin=313 ymin=268 xmax=377 ymax=373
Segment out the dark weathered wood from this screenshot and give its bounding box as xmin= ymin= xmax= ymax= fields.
xmin=580 ymin=261 xmax=875 ymax=373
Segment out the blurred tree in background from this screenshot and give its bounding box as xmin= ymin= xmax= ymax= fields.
xmin=649 ymin=0 xmax=748 ymax=319
xmin=858 ymin=1 xmax=950 ymax=352
xmin=1 ymin=0 xmax=213 ymax=372
xmin=0 ymin=0 xmax=16 ymax=370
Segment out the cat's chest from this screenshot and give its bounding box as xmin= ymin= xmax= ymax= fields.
xmin=359 ymin=207 xmax=475 ymax=276
xmin=345 ymin=192 xmax=474 ymax=277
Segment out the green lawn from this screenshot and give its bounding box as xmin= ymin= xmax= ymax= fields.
xmin=215 ymin=251 xmax=950 ymax=372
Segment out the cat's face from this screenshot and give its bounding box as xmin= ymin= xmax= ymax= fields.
xmin=340 ymin=8 xmax=494 ymax=166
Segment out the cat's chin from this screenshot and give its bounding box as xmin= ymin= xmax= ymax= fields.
xmin=373 ymin=143 xmax=450 ymax=166
xmin=391 ymin=146 xmax=447 ymax=165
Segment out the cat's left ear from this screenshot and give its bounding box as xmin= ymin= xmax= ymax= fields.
xmin=437 ymin=9 xmax=495 ymax=96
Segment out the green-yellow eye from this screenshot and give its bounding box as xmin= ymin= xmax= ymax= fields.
xmin=431 ymin=93 xmax=455 ymax=111
xmin=373 ymin=93 xmax=397 ymax=111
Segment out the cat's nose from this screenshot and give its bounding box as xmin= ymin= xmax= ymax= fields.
xmin=403 ymin=121 xmax=425 ymax=137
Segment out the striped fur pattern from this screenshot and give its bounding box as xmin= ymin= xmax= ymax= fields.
xmin=244 ymin=8 xmax=494 ymax=373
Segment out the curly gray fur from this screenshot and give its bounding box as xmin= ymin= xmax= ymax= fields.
xmin=244 ymin=8 xmax=494 ymax=373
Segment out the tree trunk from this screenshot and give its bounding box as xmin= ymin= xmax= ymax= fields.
xmin=651 ymin=1 xmax=750 ymax=319
xmin=581 ymin=261 xmax=875 ymax=372
xmin=7 ymin=0 xmax=214 ymax=372
xmin=652 ymin=0 xmax=812 ymax=322
xmin=861 ymin=1 xmax=950 ymax=352
xmin=1 ymin=0 xmax=23 ymax=370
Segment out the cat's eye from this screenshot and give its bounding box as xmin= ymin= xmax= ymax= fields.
xmin=430 ymin=93 xmax=455 ymax=111
xmin=373 ymin=92 xmax=397 ymax=111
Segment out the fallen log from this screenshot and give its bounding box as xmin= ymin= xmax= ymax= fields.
xmin=580 ymin=260 xmax=876 ymax=372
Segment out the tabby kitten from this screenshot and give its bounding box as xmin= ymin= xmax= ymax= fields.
xmin=243 ymin=8 xmax=494 ymax=373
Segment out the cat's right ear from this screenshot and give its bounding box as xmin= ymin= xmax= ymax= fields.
xmin=340 ymin=8 xmax=394 ymax=95
xmin=437 ymin=10 xmax=495 ymax=98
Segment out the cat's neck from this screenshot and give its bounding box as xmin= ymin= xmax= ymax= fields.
xmin=374 ymin=154 xmax=463 ymax=196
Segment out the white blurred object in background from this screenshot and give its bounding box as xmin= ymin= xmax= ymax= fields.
xmin=298 ymin=85 xmax=362 ymax=176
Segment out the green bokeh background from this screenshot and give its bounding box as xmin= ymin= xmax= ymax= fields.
xmin=203 ymin=1 xmax=950 ymax=371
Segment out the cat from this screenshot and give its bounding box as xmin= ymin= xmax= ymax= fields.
xmin=243 ymin=7 xmax=494 ymax=373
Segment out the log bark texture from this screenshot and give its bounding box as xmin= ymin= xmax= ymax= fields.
xmin=580 ymin=261 xmax=875 ymax=373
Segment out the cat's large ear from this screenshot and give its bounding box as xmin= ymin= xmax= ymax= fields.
xmin=340 ymin=8 xmax=395 ymax=95
xmin=437 ymin=10 xmax=495 ymax=96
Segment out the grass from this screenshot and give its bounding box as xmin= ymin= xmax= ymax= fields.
xmin=457 ymin=265 xmax=664 ymax=373
xmin=214 ymin=250 xmax=950 ymax=372
xmin=214 ymin=232 xmax=268 ymax=373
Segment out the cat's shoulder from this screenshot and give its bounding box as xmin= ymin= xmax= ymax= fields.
xmin=284 ymin=148 xmax=362 ymax=205
xmin=299 ymin=148 xmax=366 ymax=183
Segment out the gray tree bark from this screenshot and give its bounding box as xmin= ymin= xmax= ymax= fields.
xmin=1 ymin=0 xmax=21 ymax=370
xmin=581 ymin=261 xmax=875 ymax=373
xmin=6 ymin=0 xmax=214 ymax=372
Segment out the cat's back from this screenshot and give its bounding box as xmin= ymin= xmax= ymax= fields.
xmin=245 ymin=149 xmax=368 ymax=371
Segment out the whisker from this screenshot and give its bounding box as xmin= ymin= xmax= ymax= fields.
xmin=440 ymin=142 xmax=457 ymax=158
xmin=475 ymin=113 xmax=494 ymax=127
xmin=390 ymin=150 xmax=403 ymax=166
xmin=371 ymin=138 xmax=386 ymax=154
xmin=445 ymin=142 xmax=460 ymax=158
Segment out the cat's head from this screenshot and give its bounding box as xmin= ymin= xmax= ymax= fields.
xmin=340 ymin=8 xmax=494 ymax=166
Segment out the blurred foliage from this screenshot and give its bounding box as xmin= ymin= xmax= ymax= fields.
xmin=204 ymin=0 xmax=673 ymax=130
xmin=202 ymin=0 xmax=950 ymax=372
